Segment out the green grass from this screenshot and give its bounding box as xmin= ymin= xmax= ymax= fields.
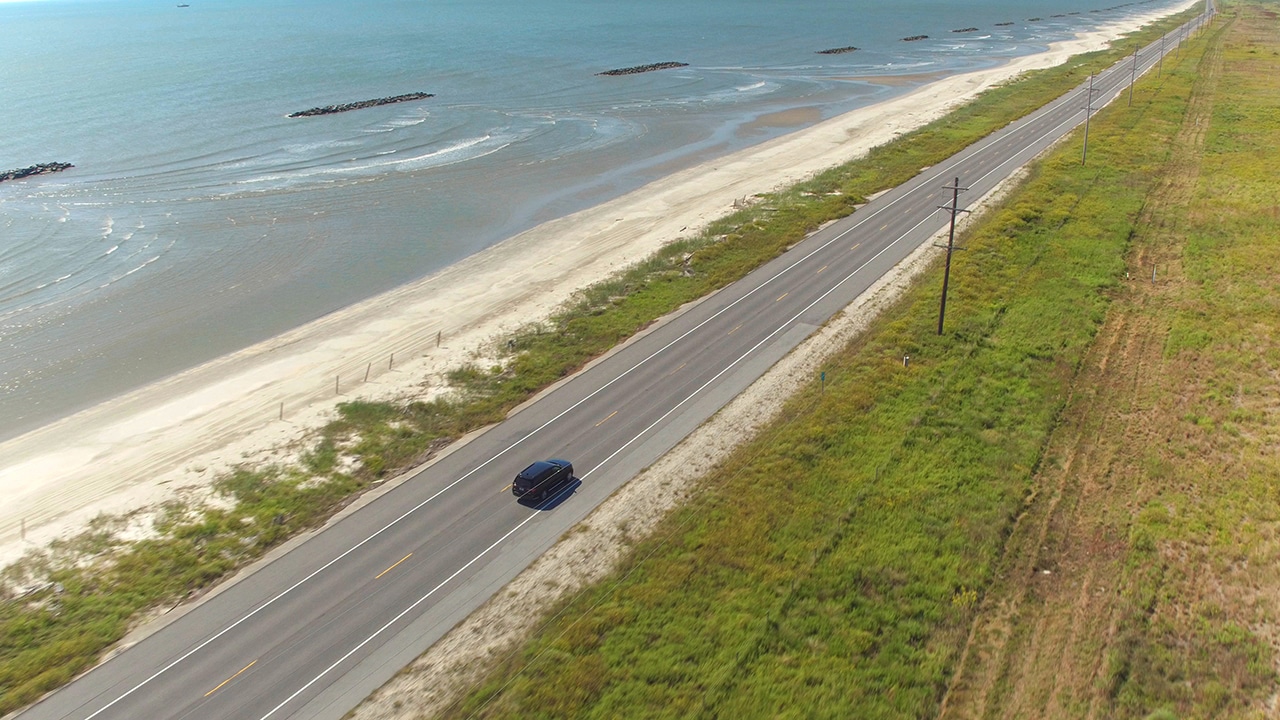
xmin=446 ymin=16 xmax=1219 ymax=720
xmin=1099 ymin=4 xmax=1280 ymax=716
xmin=0 ymin=7 xmax=1206 ymax=715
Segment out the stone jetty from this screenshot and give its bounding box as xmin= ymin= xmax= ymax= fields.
xmin=816 ymin=46 xmax=859 ymax=55
xmin=596 ymin=62 xmax=688 ymax=77
xmin=288 ymin=92 xmax=434 ymax=118
xmin=995 ymin=21 xmax=1014 ymax=26
xmin=0 ymin=162 xmax=73 ymax=184
xmin=902 ymin=35 xmax=929 ymax=42
xmin=952 ymin=27 xmax=980 ymax=33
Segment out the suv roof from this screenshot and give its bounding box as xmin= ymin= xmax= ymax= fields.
xmin=518 ymin=461 xmax=559 ymax=481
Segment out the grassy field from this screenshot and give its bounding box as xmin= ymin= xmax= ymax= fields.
xmin=942 ymin=3 xmax=1280 ymax=718
xmin=443 ymin=8 xmax=1274 ymax=720
xmin=0 ymin=8 xmax=1205 ymax=716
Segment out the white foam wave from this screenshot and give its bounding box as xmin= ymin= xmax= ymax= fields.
xmin=34 ymin=273 xmax=73 ymax=291
xmin=384 ymin=115 xmax=428 ymax=128
xmin=232 ymin=134 xmax=504 ymax=188
xmin=282 ymin=139 xmax=360 ymax=155
xmin=121 ymin=256 xmax=160 ymax=278
xmin=378 ymin=135 xmax=493 ymax=167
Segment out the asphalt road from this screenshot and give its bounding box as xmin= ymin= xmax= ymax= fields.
xmin=17 ymin=10 xmax=1211 ymax=720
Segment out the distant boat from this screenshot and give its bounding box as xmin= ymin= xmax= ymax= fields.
xmin=177 ymin=3 xmax=189 ymax=6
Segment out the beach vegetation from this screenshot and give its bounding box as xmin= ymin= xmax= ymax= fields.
xmin=0 ymin=6 xmax=1218 ymax=715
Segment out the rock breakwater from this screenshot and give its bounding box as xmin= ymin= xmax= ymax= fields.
xmin=902 ymin=35 xmax=929 ymax=42
xmin=816 ymin=45 xmax=859 ymax=54
xmin=0 ymin=162 xmax=73 ymax=184
xmin=596 ymin=62 xmax=688 ymax=76
xmin=288 ymin=92 xmax=434 ymax=118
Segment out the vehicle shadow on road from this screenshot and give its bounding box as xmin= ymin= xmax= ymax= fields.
xmin=518 ymin=478 xmax=582 ymax=511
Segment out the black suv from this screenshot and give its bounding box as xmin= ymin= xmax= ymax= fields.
xmin=512 ymin=458 xmax=575 ymax=501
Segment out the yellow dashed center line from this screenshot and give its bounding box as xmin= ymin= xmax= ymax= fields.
xmin=205 ymin=660 xmax=256 ymax=697
xmin=500 ymin=483 xmax=511 ymax=494
xmin=595 ymin=410 xmax=618 ymax=427
xmin=817 ymin=264 xmax=828 ymax=274
xmin=728 ymin=324 xmax=743 ymax=335
xmin=375 ymin=553 xmax=413 ymax=580
xmin=776 ymin=292 xmax=788 ymax=302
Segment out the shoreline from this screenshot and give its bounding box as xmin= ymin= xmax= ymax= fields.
xmin=0 ymin=0 xmax=1194 ymax=569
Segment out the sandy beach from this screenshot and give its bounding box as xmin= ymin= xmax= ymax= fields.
xmin=0 ymin=0 xmax=1194 ymax=569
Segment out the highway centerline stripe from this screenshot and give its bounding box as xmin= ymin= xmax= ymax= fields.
xmin=776 ymin=292 xmax=788 ymax=302
xmin=595 ymin=410 xmax=618 ymax=427
xmin=375 ymin=553 xmax=413 ymax=580
xmin=204 ymin=660 xmax=255 ymax=698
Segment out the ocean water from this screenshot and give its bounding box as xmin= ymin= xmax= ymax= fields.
xmin=0 ymin=0 xmax=1180 ymax=440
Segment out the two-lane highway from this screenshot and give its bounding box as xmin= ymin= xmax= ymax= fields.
xmin=18 ymin=8 xmax=1212 ymax=719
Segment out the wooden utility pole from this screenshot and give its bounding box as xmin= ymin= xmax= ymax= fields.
xmin=1128 ymin=47 xmax=1138 ymax=106
xmin=1082 ymin=72 xmax=1096 ymax=165
xmin=937 ymin=177 xmax=969 ymax=335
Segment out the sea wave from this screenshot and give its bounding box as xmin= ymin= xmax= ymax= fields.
xmin=227 ymin=133 xmax=510 ymax=190
xmin=384 ymin=135 xmax=508 ymax=171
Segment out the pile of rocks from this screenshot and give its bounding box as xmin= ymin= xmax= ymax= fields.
xmin=596 ymin=62 xmax=688 ymax=76
xmin=816 ymin=46 xmax=859 ymax=55
xmin=288 ymin=92 xmax=434 ymax=118
xmin=0 ymin=162 xmax=73 ymax=184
